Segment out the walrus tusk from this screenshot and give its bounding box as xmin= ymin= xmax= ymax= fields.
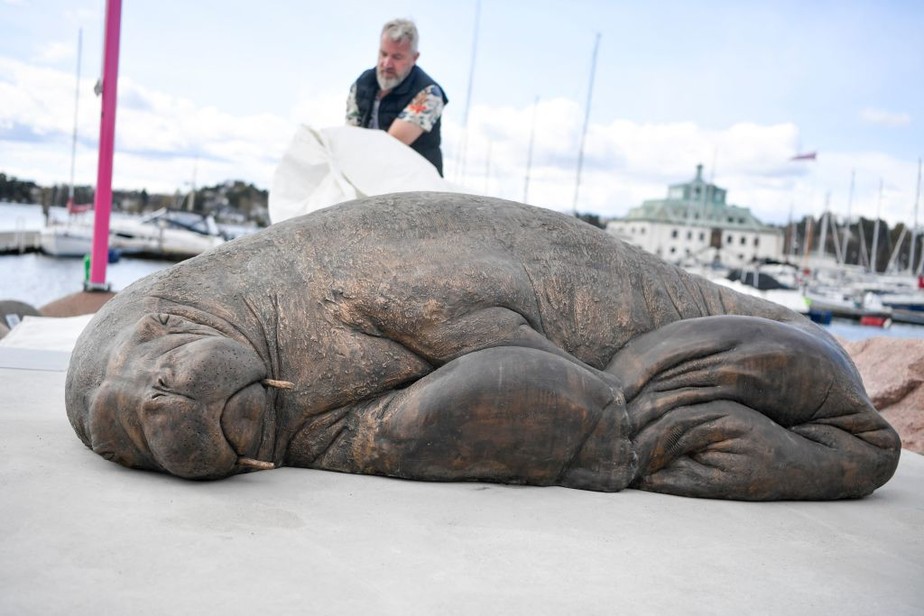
xmin=238 ymin=457 xmax=276 ymax=471
xmin=262 ymin=378 xmax=294 ymax=390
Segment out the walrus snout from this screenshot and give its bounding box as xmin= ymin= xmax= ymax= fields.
xmin=81 ymin=314 xmax=281 ymax=479
xmin=142 ymin=336 xmax=276 ymax=479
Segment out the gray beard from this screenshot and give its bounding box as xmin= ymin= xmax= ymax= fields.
xmin=376 ymin=69 xmax=407 ymax=92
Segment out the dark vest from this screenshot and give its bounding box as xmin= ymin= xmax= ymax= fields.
xmin=354 ymin=65 xmax=448 ymax=175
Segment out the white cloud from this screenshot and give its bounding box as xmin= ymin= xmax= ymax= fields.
xmin=2 ymin=55 xmax=919 ymax=229
xmin=860 ymin=108 xmax=912 ymax=127
xmin=440 ymin=101 xmax=919 ymax=228
xmin=443 ymin=102 xmax=811 ymax=221
xmin=36 ymin=41 xmax=73 ymax=63
xmin=0 ymin=57 xmax=299 ymax=192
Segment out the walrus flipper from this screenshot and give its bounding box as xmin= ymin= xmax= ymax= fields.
xmin=606 ymin=316 xmax=901 ymax=500
xmin=312 ymin=347 xmax=637 ymax=492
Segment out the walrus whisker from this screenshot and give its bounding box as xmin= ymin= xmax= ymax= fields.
xmin=262 ymin=378 xmax=294 ymax=390
xmin=238 ymin=457 xmax=275 ymax=471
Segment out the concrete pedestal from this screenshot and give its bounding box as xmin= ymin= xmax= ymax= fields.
xmin=1 ymin=347 xmax=922 ymax=615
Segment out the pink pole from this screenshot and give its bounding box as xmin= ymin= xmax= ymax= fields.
xmin=87 ymin=0 xmax=122 ymax=290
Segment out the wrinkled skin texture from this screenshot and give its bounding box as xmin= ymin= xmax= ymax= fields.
xmin=66 ymin=193 xmax=901 ymax=500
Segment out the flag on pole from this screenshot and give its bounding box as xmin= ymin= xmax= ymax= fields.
xmin=790 ymin=151 xmax=817 ymax=161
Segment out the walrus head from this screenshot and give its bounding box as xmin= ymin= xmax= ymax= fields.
xmin=67 ymin=312 xmax=285 ymax=479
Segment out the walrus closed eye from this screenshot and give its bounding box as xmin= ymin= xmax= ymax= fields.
xmin=65 ymin=192 xmax=901 ymax=500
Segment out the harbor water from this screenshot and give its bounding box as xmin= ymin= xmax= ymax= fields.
xmin=1 ymin=202 xmax=176 ymax=307
xmin=3 ymin=201 xmax=924 ymax=341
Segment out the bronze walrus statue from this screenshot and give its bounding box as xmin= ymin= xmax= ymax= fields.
xmin=65 ymin=192 xmax=901 ymax=500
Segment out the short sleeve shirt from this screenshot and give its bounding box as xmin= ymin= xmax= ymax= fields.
xmin=346 ymin=84 xmax=445 ymax=133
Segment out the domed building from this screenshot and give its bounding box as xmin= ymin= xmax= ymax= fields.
xmin=606 ymin=164 xmax=783 ymax=267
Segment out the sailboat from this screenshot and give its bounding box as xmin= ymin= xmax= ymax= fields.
xmin=40 ymin=29 xmax=98 ymax=258
xmin=40 ymin=30 xmax=224 ymax=261
xmin=65 ymin=29 xmax=92 ymax=220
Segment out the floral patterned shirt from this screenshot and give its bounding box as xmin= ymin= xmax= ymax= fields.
xmin=346 ymin=84 xmax=445 ymax=133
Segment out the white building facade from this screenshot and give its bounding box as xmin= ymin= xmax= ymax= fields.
xmin=606 ymin=165 xmax=783 ymax=268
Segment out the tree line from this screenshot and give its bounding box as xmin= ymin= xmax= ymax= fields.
xmin=0 ymin=172 xmax=269 ymax=226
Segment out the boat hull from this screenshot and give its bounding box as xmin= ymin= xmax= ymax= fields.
xmin=39 ymin=226 xmax=93 ymax=258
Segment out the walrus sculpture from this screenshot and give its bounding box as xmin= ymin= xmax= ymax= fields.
xmin=65 ymin=192 xmax=901 ymax=500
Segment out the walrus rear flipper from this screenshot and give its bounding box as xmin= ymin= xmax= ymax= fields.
xmin=607 ymin=315 xmax=901 ymax=500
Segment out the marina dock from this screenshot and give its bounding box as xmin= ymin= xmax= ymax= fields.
xmin=0 ymin=229 xmax=40 ymax=254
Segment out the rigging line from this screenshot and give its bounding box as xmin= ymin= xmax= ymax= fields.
xmin=523 ymin=96 xmax=539 ymax=203
xmin=572 ymin=32 xmax=601 ymax=216
xmin=909 ymin=158 xmax=921 ymax=275
xmin=870 ymin=179 xmax=883 ymax=273
xmin=454 ymin=0 xmax=481 ymax=186
xmin=68 ymin=29 xmax=83 ymax=205
xmin=841 ymin=170 xmax=855 ymax=264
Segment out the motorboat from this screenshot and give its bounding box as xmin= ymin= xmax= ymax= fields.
xmin=685 ymin=260 xmax=810 ymax=315
xmin=804 ymin=287 xmax=893 ymax=327
xmin=40 ymin=209 xmax=225 ymax=260
xmin=108 ymin=208 xmax=225 ymax=259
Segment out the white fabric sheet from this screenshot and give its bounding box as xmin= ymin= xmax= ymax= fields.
xmin=269 ymin=125 xmax=467 ymax=223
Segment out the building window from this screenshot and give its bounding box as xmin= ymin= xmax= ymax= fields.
xmin=671 ymin=229 xmax=678 ymax=238
xmin=726 ymin=235 xmax=733 ymax=245
xmin=641 ymin=227 xmax=646 ymax=235
xmin=670 ymin=247 xmax=676 ymax=254
xmin=686 ymin=231 xmax=692 ymax=240
xmin=699 ymin=232 xmax=705 ymax=241
xmin=740 ymin=236 xmax=746 ymax=245
xmin=754 ymin=237 xmax=759 ymax=247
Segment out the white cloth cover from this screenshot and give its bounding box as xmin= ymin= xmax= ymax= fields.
xmin=269 ymin=125 xmax=466 ymax=223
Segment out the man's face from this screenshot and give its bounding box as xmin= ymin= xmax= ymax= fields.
xmin=376 ymin=35 xmax=418 ymax=92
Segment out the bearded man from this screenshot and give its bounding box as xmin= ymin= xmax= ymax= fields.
xmin=346 ymin=19 xmax=449 ymax=175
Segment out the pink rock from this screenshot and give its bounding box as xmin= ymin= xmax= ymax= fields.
xmin=843 ymin=337 xmax=924 ymax=455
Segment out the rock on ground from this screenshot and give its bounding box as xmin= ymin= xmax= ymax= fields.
xmin=843 ymin=337 xmax=924 ymax=455
xmin=0 ymin=292 xmax=115 ymax=341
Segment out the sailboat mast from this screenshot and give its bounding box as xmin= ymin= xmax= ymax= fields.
xmin=870 ymin=179 xmax=882 ymax=273
xmin=858 ymin=220 xmax=869 ymax=269
xmin=841 ymin=170 xmax=854 ymax=265
xmin=68 ymin=29 xmax=83 ymax=207
xmin=186 ymin=157 xmax=198 ymax=211
xmin=786 ymin=201 xmax=796 ymax=260
xmin=454 ymin=0 xmax=480 ymax=186
xmin=523 ymin=96 xmax=539 ymax=203
xmin=817 ymin=192 xmax=829 ymax=260
xmin=910 ymin=157 xmax=921 ymax=276
xmin=829 ymin=198 xmax=844 ymax=264
xmin=572 ymin=32 xmax=600 ymax=215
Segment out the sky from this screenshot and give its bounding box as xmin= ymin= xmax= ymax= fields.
xmin=1 ymin=0 xmax=922 ymax=226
